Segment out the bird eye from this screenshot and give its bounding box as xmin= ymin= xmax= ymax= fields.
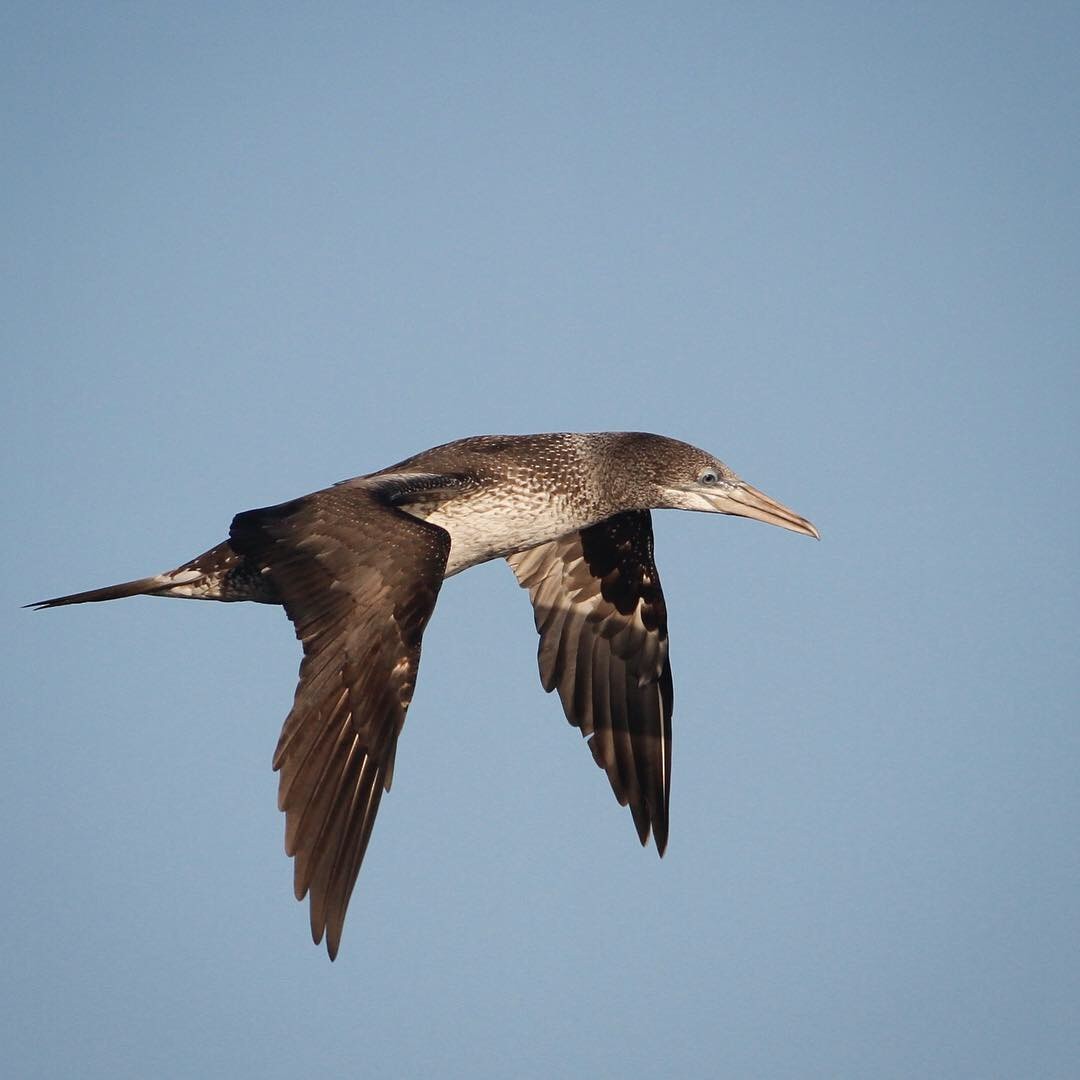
xmin=699 ymin=469 xmax=720 ymax=485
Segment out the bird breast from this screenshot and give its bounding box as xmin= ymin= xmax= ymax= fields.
xmin=411 ymin=485 xmax=592 ymax=577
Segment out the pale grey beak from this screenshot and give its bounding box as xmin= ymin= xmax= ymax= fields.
xmin=708 ymin=482 xmax=820 ymax=539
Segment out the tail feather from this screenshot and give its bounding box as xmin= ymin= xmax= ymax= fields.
xmin=27 ymin=573 xmax=194 ymax=610
xmin=29 ymin=540 xmax=282 ymax=610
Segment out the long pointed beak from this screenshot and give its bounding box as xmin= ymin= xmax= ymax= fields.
xmin=709 ymin=482 xmax=820 ymax=539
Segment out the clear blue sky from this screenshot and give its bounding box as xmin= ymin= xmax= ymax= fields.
xmin=4 ymin=5 xmax=1078 ymax=1078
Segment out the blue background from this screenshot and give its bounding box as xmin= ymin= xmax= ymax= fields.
xmin=4 ymin=5 xmax=1078 ymax=1077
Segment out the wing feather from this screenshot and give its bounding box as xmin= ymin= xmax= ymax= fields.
xmin=230 ymin=479 xmax=453 ymax=958
xmin=508 ymin=510 xmax=673 ymax=852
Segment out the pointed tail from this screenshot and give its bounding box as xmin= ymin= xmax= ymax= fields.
xmin=28 ymin=541 xmax=281 ymax=611
xmin=26 ymin=571 xmax=205 ymax=610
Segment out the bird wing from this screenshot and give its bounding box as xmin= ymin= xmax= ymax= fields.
xmin=507 ymin=510 xmax=673 ymax=853
xmin=229 ymin=479 xmax=454 ymax=958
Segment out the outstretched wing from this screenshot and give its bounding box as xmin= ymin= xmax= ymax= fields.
xmin=507 ymin=510 xmax=673 ymax=852
xmin=230 ymin=481 xmax=452 ymax=958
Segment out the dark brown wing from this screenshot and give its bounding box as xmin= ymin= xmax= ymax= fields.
xmin=230 ymin=481 xmax=452 ymax=959
xmin=507 ymin=510 xmax=673 ymax=853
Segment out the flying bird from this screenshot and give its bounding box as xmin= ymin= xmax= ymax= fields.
xmin=31 ymin=432 xmax=818 ymax=958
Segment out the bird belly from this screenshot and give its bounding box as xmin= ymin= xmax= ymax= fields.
xmin=417 ymin=489 xmax=589 ymax=577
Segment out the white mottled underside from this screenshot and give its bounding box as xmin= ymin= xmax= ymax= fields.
xmin=150 ymin=568 xmax=218 ymax=599
xmin=411 ymin=485 xmax=591 ymax=577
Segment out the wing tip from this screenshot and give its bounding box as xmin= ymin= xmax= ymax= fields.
xmin=631 ymin=811 xmax=669 ymax=856
xmin=308 ymin=920 xmax=339 ymax=961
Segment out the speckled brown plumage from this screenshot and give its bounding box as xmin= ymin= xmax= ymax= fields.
xmin=30 ymin=432 xmax=818 ymax=958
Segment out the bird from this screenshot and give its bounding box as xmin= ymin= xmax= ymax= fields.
xmin=31 ymin=431 xmax=818 ymax=958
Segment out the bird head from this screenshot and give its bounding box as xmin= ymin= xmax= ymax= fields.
xmin=615 ymin=433 xmax=819 ymax=539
